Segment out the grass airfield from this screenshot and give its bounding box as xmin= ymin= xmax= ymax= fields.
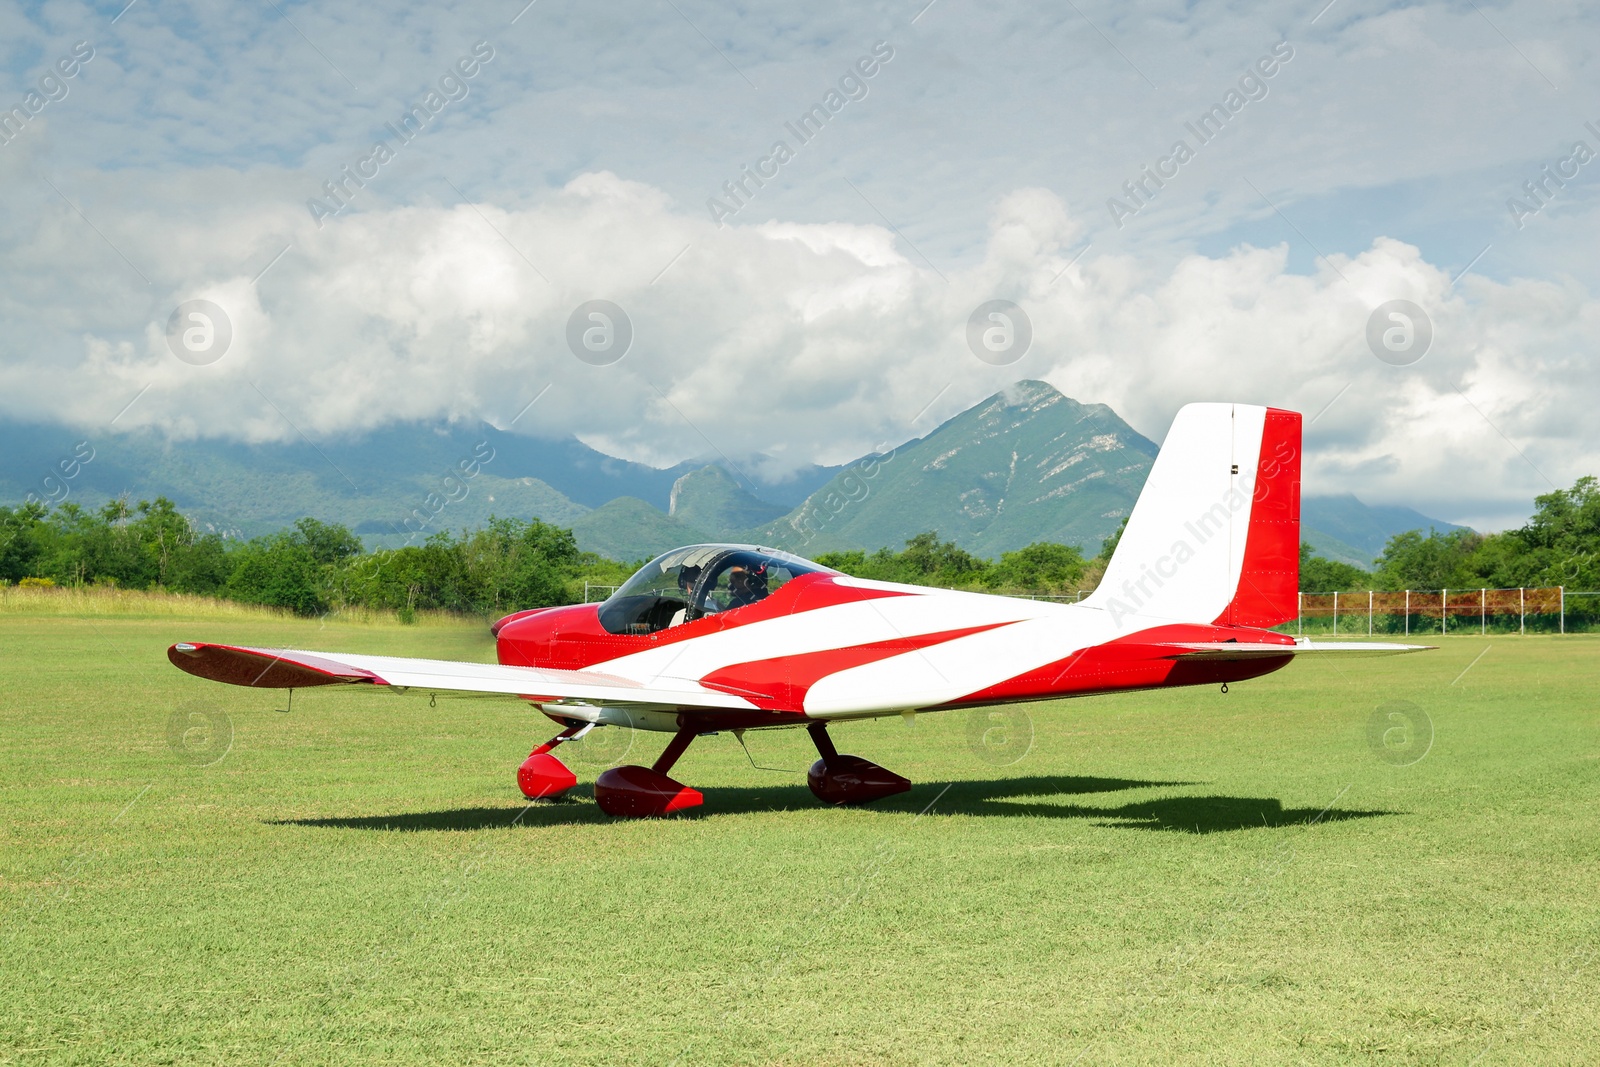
xmin=2 ymin=602 xmax=1597 ymax=1066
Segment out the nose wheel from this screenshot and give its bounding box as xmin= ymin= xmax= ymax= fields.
xmin=516 ymin=723 xmax=586 ymax=799
xmin=519 ymin=722 xmax=704 ymax=816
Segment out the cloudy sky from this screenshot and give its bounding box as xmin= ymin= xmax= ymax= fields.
xmin=1 ymin=0 xmax=1596 ymax=529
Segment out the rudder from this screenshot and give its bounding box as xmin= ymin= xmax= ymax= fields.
xmin=1216 ymin=406 xmax=1300 ymax=628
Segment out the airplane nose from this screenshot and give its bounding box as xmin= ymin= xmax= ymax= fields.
xmin=489 ymin=607 xmax=554 ymax=637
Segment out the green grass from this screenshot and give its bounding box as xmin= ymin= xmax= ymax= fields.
xmin=2 ymin=607 xmax=1597 ymax=1065
xmin=0 ymin=584 xmax=465 ymax=627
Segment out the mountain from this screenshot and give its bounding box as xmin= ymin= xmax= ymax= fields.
xmin=570 ymin=498 xmax=712 ymax=563
xmin=668 ymin=466 xmax=788 ymax=531
xmin=0 ymin=384 xmax=1468 ymax=565
xmin=470 ymin=431 xmax=839 ymax=510
xmin=1302 ymin=494 xmax=1467 ymax=569
xmin=0 ymin=418 xmax=833 ymax=548
xmin=587 ymin=384 xmax=1470 ymax=566
xmin=749 ymin=381 xmax=1157 ymax=557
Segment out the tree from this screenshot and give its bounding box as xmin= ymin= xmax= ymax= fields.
xmin=67 ymin=497 xmax=156 ymax=588
xmin=335 ymin=518 xmax=590 ymax=617
xmin=292 ymin=517 xmax=362 ymax=566
xmin=819 ymin=535 xmax=1086 ymax=594
xmin=813 ymin=549 xmax=868 ymax=576
xmin=1372 ymin=529 xmax=1485 ymax=591
xmin=1079 ymin=516 xmax=1130 ymax=593
xmin=1096 ymin=516 xmax=1129 ymax=564
xmin=1498 ymin=475 xmax=1600 ymax=588
xmin=463 ymin=517 xmax=583 ymax=612
xmin=7 ymin=472 xmax=1590 ymax=625
xmin=988 ymin=542 xmax=1087 ymax=593
xmin=898 ymin=532 xmax=986 ymax=586
xmin=0 ymin=501 xmax=50 ymax=582
xmin=226 ymin=533 xmax=326 ymax=616
xmin=1299 ymin=543 xmax=1369 ymax=592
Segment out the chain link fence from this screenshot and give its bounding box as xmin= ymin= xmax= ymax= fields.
xmin=1285 ymin=587 xmax=1597 ymax=635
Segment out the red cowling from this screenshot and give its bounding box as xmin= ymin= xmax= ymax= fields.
xmin=807 ymin=755 xmax=911 ymax=805
xmin=594 ymin=766 xmax=704 ymax=817
xmin=517 ymin=752 xmax=577 ymax=799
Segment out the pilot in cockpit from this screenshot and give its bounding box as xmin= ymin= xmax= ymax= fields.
xmin=598 ymin=545 xmax=821 ymax=636
xmin=726 ymin=565 xmax=769 ymax=608
xmin=677 ymin=564 xmax=702 ymax=599
xmin=667 ymin=564 xmax=702 ymax=627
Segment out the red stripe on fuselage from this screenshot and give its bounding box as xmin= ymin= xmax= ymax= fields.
xmin=948 ymin=623 xmax=1295 ymax=707
xmin=699 ymin=622 xmax=1015 ymax=712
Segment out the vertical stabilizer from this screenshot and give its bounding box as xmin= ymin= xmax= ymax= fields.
xmin=1087 ymin=403 xmax=1301 ymax=630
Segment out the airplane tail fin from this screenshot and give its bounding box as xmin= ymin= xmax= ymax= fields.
xmin=1087 ymin=403 xmax=1301 ymax=630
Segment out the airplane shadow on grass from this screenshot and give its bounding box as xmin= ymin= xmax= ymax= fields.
xmin=275 ymin=774 xmax=1394 ymax=835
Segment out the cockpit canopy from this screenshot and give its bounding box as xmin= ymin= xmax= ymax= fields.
xmin=597 ymin=544 xmax=835 ymax=636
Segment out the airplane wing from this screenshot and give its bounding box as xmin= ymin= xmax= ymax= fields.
xmin=166 ymin=642 xmax=755 ymax=710
xmin=1157 ymin=640 xmax=1436 ymax=659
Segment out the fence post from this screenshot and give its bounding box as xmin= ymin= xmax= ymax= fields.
xmin=1405 ymin=590 xmax=1410 ymax=636
xmin=1442 ymin=589 xmax=1447 ymax=636
xmin=1333 ymin=591 xmax=1339 ymax=636
xmin=1481 ymin=588 xmax=1486 ymax=635
xmin=1368 ymin=590 xmax=1373 ymax=636
xmin=1520 ymin=587 xmax=1525 ymax=636
xmin=1297 ymin=591 xmax=1302 ymax=637
xmin=1561 ymin=586 xmax=1565 ymax=634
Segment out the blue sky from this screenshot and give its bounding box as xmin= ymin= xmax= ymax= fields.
xmin=1 ymin=0 xmax=1597 ymax=529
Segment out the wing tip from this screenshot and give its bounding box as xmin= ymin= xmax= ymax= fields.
xmin=166 ymin=642 xmax=376 ymax=688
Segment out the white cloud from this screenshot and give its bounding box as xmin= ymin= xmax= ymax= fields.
xmin=0 ymin=170 xmax=1592 ymax=530
xmin=3 ymin=0 xmax=1600 ymax=530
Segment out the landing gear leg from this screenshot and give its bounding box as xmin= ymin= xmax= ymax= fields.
xmin=516 ymin=723 xmax=587 ymax=799
xmin=594 ymin=728 xmax=705 ymax=817
xmin=805 ymin=721 xmax=911 ymax=805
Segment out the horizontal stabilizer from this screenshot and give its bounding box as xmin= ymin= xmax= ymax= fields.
xmin=1158 ymin=640 xmax=1436 ymax=660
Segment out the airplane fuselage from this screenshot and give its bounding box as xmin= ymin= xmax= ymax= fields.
xmin=493 ymin=572 xmax=1298 ymax=733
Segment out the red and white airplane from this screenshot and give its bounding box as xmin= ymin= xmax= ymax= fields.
xmin=169 ymin=403 xmax=1429 ymax=816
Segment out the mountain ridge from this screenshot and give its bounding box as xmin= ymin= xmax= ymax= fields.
xmin=0 ymin=385 xmax=1463 ymax=565
xmin=744 ymin=381 xmax=1158 ymax=558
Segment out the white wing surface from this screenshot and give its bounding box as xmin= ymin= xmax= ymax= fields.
xmin=167 ymin=642 xmax=755 ymax=710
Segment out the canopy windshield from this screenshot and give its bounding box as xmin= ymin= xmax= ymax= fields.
xmin=597 ymin=544 xmax=834 ymax=636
